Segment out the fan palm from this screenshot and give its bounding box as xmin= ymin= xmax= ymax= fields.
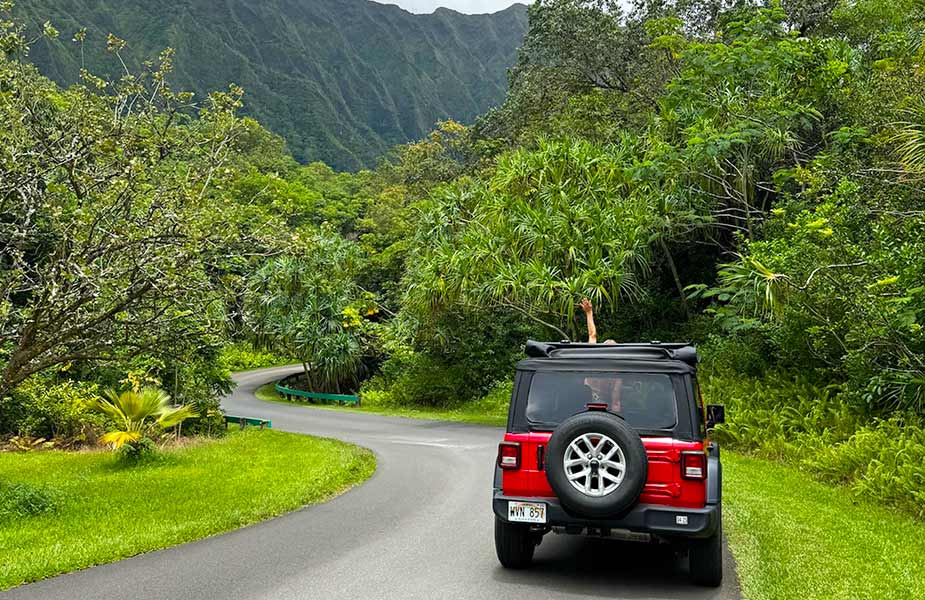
xmin=92 ymin=387 xmax=195 ymax=448
xmin=895 ymin=121 xmax=925 ymax=173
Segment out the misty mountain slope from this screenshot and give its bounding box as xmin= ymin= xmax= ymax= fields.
xmin=21 ymin=0 xmax=528 ymax=169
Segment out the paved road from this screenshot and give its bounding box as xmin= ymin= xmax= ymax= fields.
xmin=5 ymin=366 xmax=741 ymax=600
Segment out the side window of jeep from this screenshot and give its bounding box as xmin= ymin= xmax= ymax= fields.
xmin=692 ymin=375 xmax=706 ymax=438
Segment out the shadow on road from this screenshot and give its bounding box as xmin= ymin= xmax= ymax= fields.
xmin=491 ymin=535 xmax=737 ymax=599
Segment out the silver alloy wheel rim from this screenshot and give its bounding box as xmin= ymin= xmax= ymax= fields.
xmin=564 ymin=432 xmax=626 ymax=497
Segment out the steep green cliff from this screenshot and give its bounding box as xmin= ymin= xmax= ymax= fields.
xmin=20 ymin=0 xmax=527 ymax=169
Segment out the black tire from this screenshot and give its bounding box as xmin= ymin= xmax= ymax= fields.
xmin=689 ymin=515 xmax=723 ymax=587
xmin=494 ymin=517 xmax=536 ymax=569
xmin=545 ymin=411 xmax=648 ymax=518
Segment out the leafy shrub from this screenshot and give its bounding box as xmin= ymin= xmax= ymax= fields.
xmin=467 ymin=381 xmax=513 ymax=418
xmin=706 ymin=372 xmax=925 ymax=517
xmin=180 ymin=405 xmax=227 ymax=437
xmin=219 ymin=343 xmax=295 ymax=372
xmin=357 ymin=388 xmax=397 ymax=408
xmin=0 ymin=378 xmax=106 ymax=440
xmin=372 ymin=352 xmax=481 ymax=407
xmin=0 ymin=395 xmax=27 ymax=436
xmin=806 ymin=417 xmax=925 ymax=517
xmin=0 ymin=481 xmax=60 ymax=521
xmin=699 ymin=333 xmax=775 ymax=379
xmin=116 ymin=437 xmax=159 ymax=464
xmin=372 ymin=309 xmax=534 ymax=408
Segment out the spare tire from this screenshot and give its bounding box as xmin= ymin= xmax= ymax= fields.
xmin=545 ymin=411 xmax=648 ymax=518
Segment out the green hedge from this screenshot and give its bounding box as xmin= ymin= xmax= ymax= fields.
xmin=219 ymin=343 xmax=296 ymax=372
xmin=0 ymin=378 xmax=106 ymax=440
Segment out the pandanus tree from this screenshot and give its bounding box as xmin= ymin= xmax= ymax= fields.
xmin=92 ymin=388 xmax=194 ymax=449
xmin=244 ymin=230 xmax=369 ymax=393
xmin=403 ymin=138 xmax=695 ymax=339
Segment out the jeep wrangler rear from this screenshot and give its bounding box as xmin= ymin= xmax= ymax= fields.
xmin=492 ymin=340 xmax=725 ymax=587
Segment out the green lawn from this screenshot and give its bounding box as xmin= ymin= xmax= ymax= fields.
xmin=256 ymin=382 xmax=508 ymax=426
xmin=0 ymin=429 xmax=375 ymax=590
xmin=724 ymin=452 xmax=925 ymax=600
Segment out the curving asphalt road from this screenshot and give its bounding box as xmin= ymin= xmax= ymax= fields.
xmin=5 ymin=366 xmax=742 ymax=600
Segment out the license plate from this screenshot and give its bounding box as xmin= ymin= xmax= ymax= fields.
xmin=508 ymin=501 xmax=546 ymax=524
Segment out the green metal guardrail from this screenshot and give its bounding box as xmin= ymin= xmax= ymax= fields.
xmin=275 ymin=383 xmax=360 ymax=405
xmin=225 ymin=415 xmax=272 ymax=429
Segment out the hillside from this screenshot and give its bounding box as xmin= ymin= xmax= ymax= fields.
xmin=19 ymin=0 xmax=528 ymax=170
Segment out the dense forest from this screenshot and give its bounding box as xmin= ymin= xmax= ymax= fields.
xmin=2 ymin=0 xmax=925 ymax=516
xmin=16 ymin=0 xmax=528 ymax=169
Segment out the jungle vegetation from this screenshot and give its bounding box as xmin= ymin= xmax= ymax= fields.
xmin=2 ymin=0 xmax=925 ymax=515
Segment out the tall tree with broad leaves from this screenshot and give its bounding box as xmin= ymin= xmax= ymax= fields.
xmin=0 ymin=6 xmax=246 ymax=399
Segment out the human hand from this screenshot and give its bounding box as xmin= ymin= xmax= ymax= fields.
xmin=580 ymin=298 xmax=593 ymax=314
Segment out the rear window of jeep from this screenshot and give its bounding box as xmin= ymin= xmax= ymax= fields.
xmin=525 ymin=372 xmax=678 ymax=431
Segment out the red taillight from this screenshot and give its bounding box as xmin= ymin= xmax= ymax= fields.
xmin=681 ymin=451 xmax=707 ymax=480
xmin=497 ymin=442 xmax=521 ymax=470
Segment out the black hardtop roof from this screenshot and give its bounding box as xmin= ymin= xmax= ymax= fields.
xmin=517 ymin=339 xmax=698 ymax=373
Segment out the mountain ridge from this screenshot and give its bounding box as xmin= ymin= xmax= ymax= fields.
xmin=20 ymin=0 xmax=528 ymax=170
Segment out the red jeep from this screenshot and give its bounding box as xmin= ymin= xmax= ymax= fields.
xmin=492 ymin=340 xmax=725 ymax=587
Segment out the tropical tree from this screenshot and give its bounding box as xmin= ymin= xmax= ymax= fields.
xmin=92 ymin=388 xmax=194 ymax=449
xmin=403 ymin=138 xmax=703 ymax=339
xmin=0 ymin=10 xmax=247 ymax=399
xmin=478 ymin=0 xmax=668 ymax=145
xmin=681 ymin=2 xmax=925 ymax=412
xmin=244 ymin=230 xmax=372 ymax=393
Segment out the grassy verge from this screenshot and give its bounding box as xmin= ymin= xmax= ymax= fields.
xmin=255 ymin=382 xmax=508 ymax=426
xmin=0 ymin=429 xmax=375 ymax=590
xmin=724 ymin=452 xmax=925 ymax=600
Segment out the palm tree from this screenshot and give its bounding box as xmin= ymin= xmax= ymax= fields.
xmin=92 ymin=387 xmax=194 ymax=449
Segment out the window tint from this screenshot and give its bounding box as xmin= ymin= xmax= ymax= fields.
xmin=526 ymin=371 xmax=677 ymax=430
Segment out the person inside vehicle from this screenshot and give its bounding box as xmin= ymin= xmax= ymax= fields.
xmin=579 ymin=298 xmax=622 ymax=411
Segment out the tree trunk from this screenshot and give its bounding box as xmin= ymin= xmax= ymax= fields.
xmin=302 ymin=361 xmax=311 ymax=390
xmin=659 ymin=237 xmax=689 ymax=316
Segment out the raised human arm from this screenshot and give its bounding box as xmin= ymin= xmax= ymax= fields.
xmin=580 ymin=298 xmax=597 ymax=344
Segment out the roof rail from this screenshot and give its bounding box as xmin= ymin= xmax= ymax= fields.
xmin=524 ymin=339 xmax=699 ymax=366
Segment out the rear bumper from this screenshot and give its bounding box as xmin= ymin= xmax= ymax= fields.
xmin=493 ymin=491 xmax=720 ymax=539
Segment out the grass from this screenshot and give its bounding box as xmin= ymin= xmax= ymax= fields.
xmin=255 ymin=382 xmax=508 ymax=426
xmin=0 ymin=429 xmax=375 ymax=590
xmin=724 ymin=452 xmax=925 ymax=600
